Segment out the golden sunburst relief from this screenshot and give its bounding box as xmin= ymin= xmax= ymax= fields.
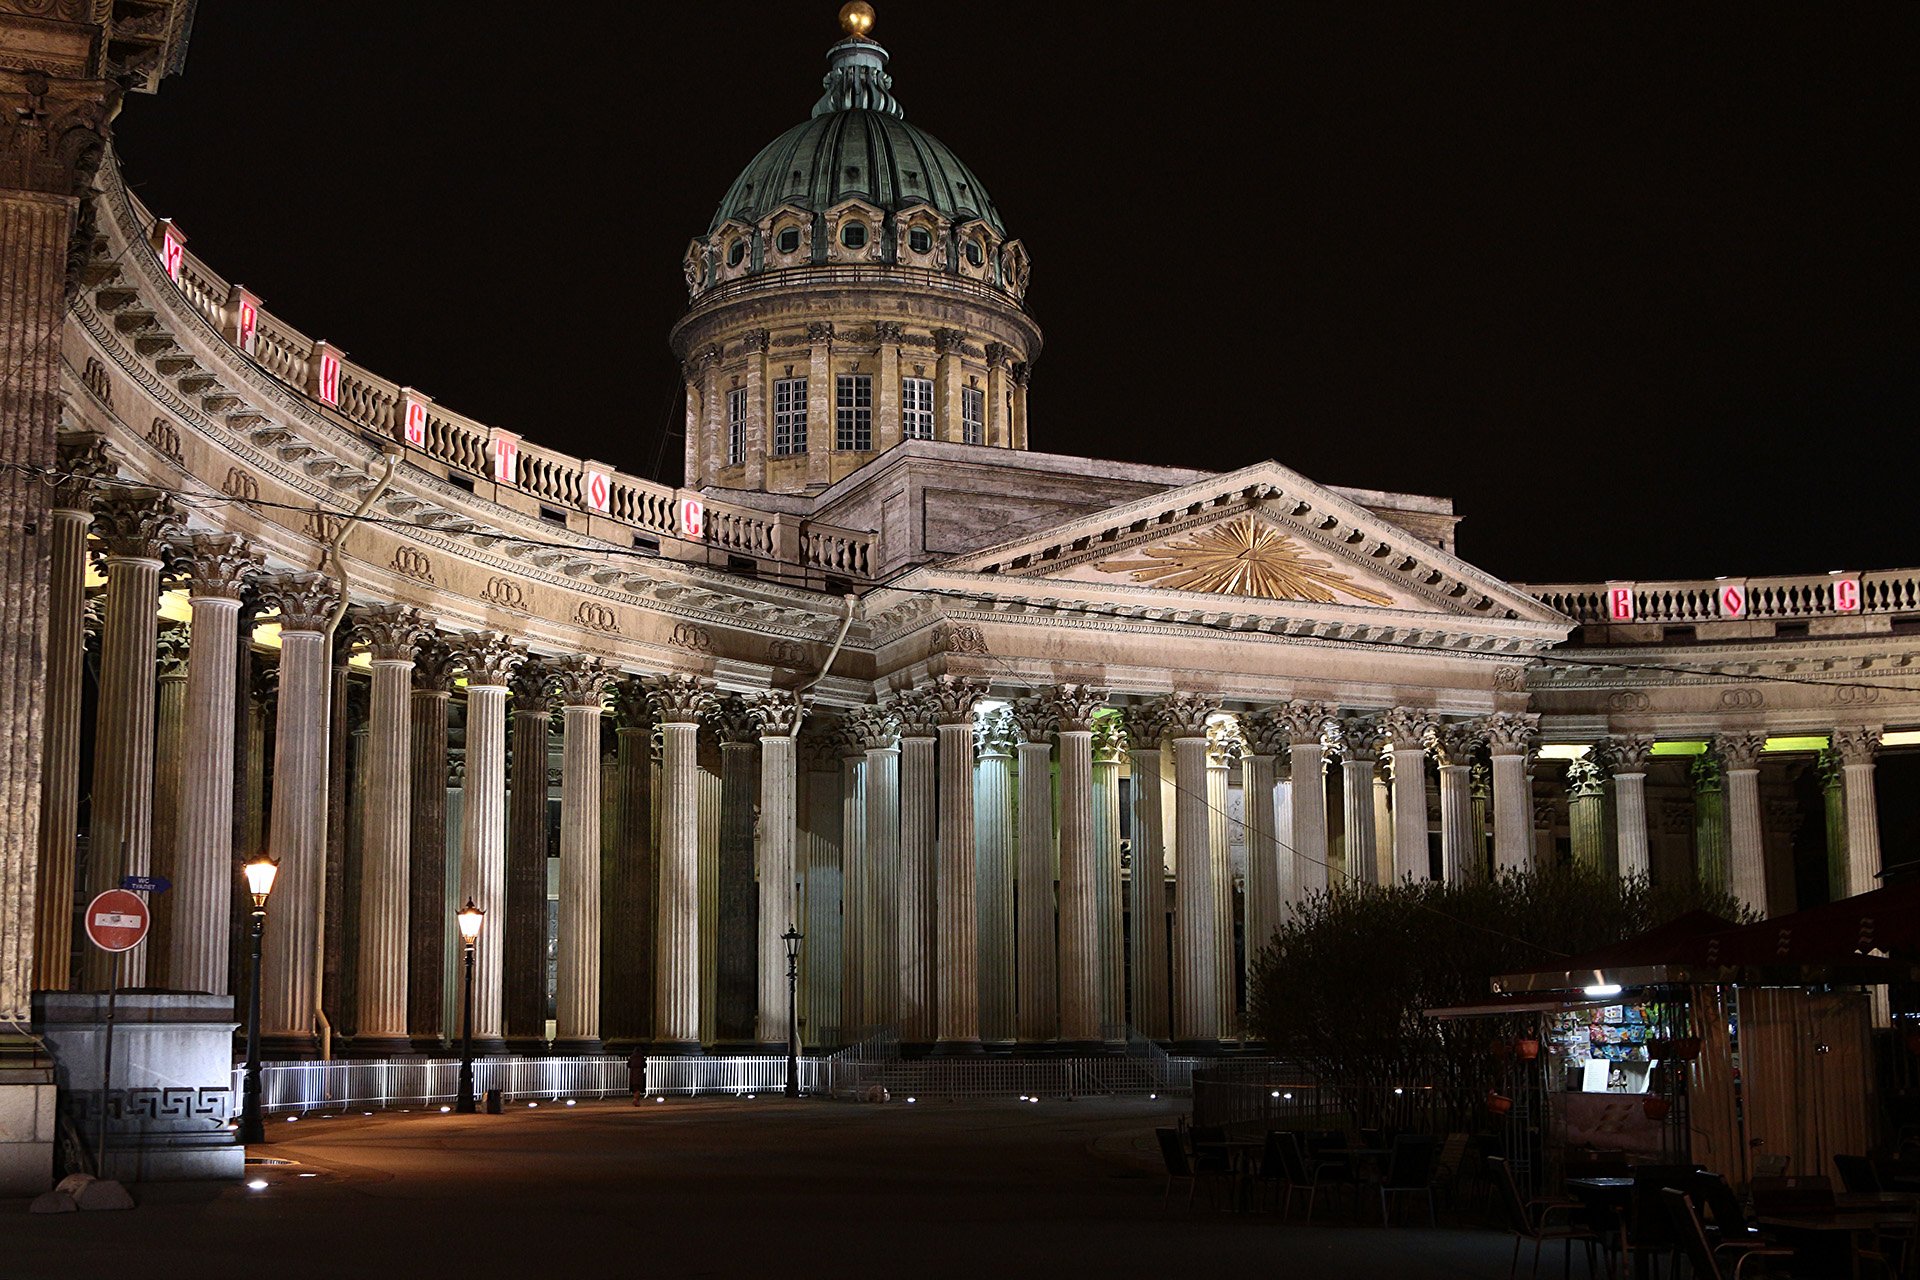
xmin=1093 ymin=515 xmax=1396 ymax=606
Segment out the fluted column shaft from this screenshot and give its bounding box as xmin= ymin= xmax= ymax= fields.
xmin=655 ymin=708 xmax=706 ymax=1050
xmin=838 ymin=750 xmax=867 ymax=1037
xmin=1340 ymin=755 xmax=1379 ymax=887
xmin=1206 ymin=752 xmax=1234 ymax=1031
xmin=1127 ymin=746 xmax=1169 ymax=1040
xmin=605 ymin=695 xmax=654 ymax=1045
xmin=1015 ymin=739 xmax=1056 ymax=1042
xmin=407 ymin=685 xmax=451 ymax=1045
xmin=1391 ymin=745 xmax=1429 ymax=883
xmin=355 ymin=656 xmax=414 ymax=1043
xmin=1438 ymin=764 xmax=1475 ymax=883
xmin=1724 ymin=765 xmax=1766 ymax=914
xmin=1171 ymin=735 xmax=1220 ymax=1044
xmin=33 ymin=504 xmax=90 ymax=989
xmin=505 ymin=698 xmax=549 ymax=1047
xmin=1288 ymin=742 xmax=1328 ymax=897
xmin=171 ymin=595 xmax=241 ymax=993
xmin=1491 ymin=750 xmax=1532 ymax=873
xmin=1833 ymin=729 xmax=1882 ymax=900
xmin=715 ymin=736 xmax=758 ymax=1045
xmin=1243 ymin=753 xmax=1280 ymax=967
xmin=937 ymin=719 xmax=980 ymax=1048
xmin=974 ymin=738 xmax=1015 ymax=1044
xmin=897 ymin=731 xmax=937 ymax=1045
xmin=556 ymin=703 xmax=603 ymax=1048
xmin=1614 ymin=772 xmax=1651 ymax=878
xmin=263 ymin=625 xmax=332 ymax=1043
xmin=460 ymin=684 xmax=509 ymax=1045
xmin=85 ymin=551 xmax=163 ymax=990
xmin=863 ymin=743 xmax=901 ymax=1030
xmin=1055 ymin=727 xmax=1098 ymax=1044
xmin=755 ymin=731 xmax=797 ymax=1045
xmin=1091 ymin=751 xmax=1125 ymax=1037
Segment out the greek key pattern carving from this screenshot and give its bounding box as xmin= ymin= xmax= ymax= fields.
xmin=68 ymin=1086 xmax=233 ymax=1131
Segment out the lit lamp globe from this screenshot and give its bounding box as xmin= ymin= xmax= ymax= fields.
xmin=838 ymin=2 xmax=875 ymax=39
xmin=457 ymin=899 xmax=485 ymax=946
xmin=242 ymin=856 xmax=279 ymax=909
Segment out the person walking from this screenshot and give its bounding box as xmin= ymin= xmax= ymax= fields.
xmin=628 ymin=1046 xmax=647 ymax=1106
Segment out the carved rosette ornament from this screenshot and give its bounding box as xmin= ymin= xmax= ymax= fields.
xmin=448 ymin=631 xmax=526 ymax=688
xmin=413 ymin=636 xmax=457 ymax=693
xmin=647 ymin=673 xmax=717 ymax=726
xmin=890 ymin=690 xmax=940 ymax=739
xmin=708 ymin=694 xmax=761 ymax=745
xmin=1009 ymin=696 xmax=1057 ymax=746
xmin=1606 ymin=734 xmax=1655 ymax=774
xmin=1045 ymin=683 xmax=1108 ymax=734
xmin=508 ymin=657 xmax=554 ymax=709
xmin=351 ymin=603 xmax=432 ymax=663
xmin=1384 ymin=707 xmax=1435 ymax=751
xmin=1429 ymin=722 xmax=1483 ymax=767
xmin=259 ymin=571 xmax=340 ymax=634
xmin=974 ymin=705 xmax=1017 ymax=758
xmin=1091 ymin=712 xmax=1128 ymax=765
xmin=1830 ymin=726 xmax=1881 ymax=766
xmin=1152 ymin=690 xmax=1217 ymax=739
xmin=611 ymin=677 xmax=652 ymax=730
xmin=51 ymin=431 xmax=114 ymax=511
xmin=550 ymin=655 xmax=616 ymax=709
xmin=1566 ymin=756 xmax=1607 ymax=800
xmin=927 ymin=674 xmax=985 ymax=725
xmin=179 ymin=531 xmax=261 ymax=601
xmin=1713 ymin=731 xmax=1768 ymax=771
xmin=1482 ymin=711 xmax=1540 ymax=758
xmin=746 ymin=689 xmax=807 ymax=738
xmin=93 ymin=486 xmax=181 ymax=560
xmin=1273 ymin=700 xmax=1334 ymax=746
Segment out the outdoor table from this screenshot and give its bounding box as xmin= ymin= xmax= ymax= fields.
xmin=1757 ymin=1207 xmax=1907 ymax=1280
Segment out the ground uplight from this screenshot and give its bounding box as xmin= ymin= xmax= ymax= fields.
xmin=247 ymin=1179 xmax=268 ymax=1191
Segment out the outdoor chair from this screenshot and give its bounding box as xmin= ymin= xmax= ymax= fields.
xmin=1692 ymin=1171 xmax=1771 ymax=1252
xmin=1156 ymin=1126 xmax=1230 ymax=1212
xmin=1247 ymin=1129 xmax=1292 ymax=1214
xmin=1661 ymin=1188 xmax=1794 ymax=1280
xmin=1489 ymin=1156 xmax=1601 ymax=1279
xmin=1275 ymin=1128 xmax=1359 ymax=1224
xmin=1430 ymin=1132 xmax=1471 ymax=1210
xmin=1838 ymin=1153 xmax=1886 ymax=1194
xmin=1378 ymin=1133 xmax=1440 ymax=1226
xmin=1614 ymin=1166 xmax=1697 ymax=1279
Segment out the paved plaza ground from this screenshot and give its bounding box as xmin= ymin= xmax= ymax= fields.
xmin=7 ymin=1096 xmax=1535 ymax=1279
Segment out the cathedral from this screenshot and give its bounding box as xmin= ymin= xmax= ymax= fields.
xmin=0 ymin=4 xmax=1913 ymax=1192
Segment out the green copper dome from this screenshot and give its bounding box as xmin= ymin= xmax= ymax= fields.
xmin=708 ymin=36 xmax=1004 ymax=236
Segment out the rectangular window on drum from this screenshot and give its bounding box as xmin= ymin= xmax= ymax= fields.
xmin=836 ymin=373 xmax=873 ymax=451
xmin=901 ymin=376 xmax=935 ymax=440
xmin=962 ymin=385 xmax=984 ymax=445
xmin=727 ymin=386 xmax=748 ymax=466
xmin=773 ymin=377 xmax=807 ymax=455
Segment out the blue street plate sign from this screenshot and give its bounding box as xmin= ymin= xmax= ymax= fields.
xmin=121 ymin=875 xmax=171 ymax=894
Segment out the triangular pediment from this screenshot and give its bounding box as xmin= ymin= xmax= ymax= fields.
xmin=930 ymin=460 xmax=1571 ymax=627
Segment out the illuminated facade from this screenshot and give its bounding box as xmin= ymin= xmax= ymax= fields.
xmin=1 ymin=5 xmax=1915 ymax=1191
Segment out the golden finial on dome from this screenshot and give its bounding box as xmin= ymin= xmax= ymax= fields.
xmin=838 ymin=2 xmax=875 ymax=39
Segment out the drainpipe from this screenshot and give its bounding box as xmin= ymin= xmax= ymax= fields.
xmin=792 ymin=594 xmax=859 ymax=731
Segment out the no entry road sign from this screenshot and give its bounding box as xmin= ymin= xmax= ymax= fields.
xmin=85 ymin=889 xmax=150 ymax=953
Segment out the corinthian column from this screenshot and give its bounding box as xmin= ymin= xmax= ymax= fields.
xmin=148 ymin=627 xmax=189 ymax=988
xmin=1125 ymin=708 xmax=1170 ymax=1041
xmin=931 ymin=675 xmax=985 ymax=1051
xmin=1485 ymin=712 xmax=1539 ymax=874
xmin=710 ymin=695 xmax=759 ymax=1047
xmin=84 ymin=488 xmax=179 ymax=990
xmin=849 ymin=705 xmax=901 ymax=1031
xmin=505 ymin=659 xmax=553 ymax=1050
xmin=408 ymin=640 xmax=456 ymax=1049
xmin=1048 ymin=683 xmax=1105 ymax=1048
xmin=974 ymin=706 xmax=1016 ymax=1046
xmin=1715 ymin=732 xmax=1769 ymax=916
xmin=649 ymin=674 xmax=715 ymax=1052
xmin=1242 ymin=713 xmax=1286 ymax=969
xmin=1278 ymin=703 xmax=1332 ymax=899
xmin=835 ymin=721 xmax=868 ymax=1038
xmin=1830 ymin=727 xmax=1881 ymax=901
xmin=169 ymin=535 xmax=261 ymax=995
xmin=1692 ymin=756 xmax=1728 ymax=896
xmin=450 ymin=631 xmax=525 ymax=1053
xmin=1162 ymin=692 xmax=1221 ymax=1048
xmin=1337 ymin=717 xmax=1384 ymax=888
xmin=552 ymin=657 xmax=613 ymax=1053
xmin=1091 ymin=711 xmax=1127 ymax=1040
xmin=749 ymin=691 xmax=804 ymax=1047
xmin=1011 ymin=697 xmax=1057 ymax=1044
xmin=1385 ymin=709 xmax=1434 ymax=883
xmin=1432 ymin=724 xmax=1481 ymax=884
xmin=1607 ymin=735 xmax=1655 ymax=880
xmin=260 ymin=573 xmax=340 ymax=1049
xmin=348 ymin=605 xmax=430 ymax=1051
xmin=892 ymin=692 xmax=939 ymax=1048
xmin=1204 ymin=718 xmax=1241 ymax=1033
xmin=604 ymin=679 xmax=654 ymax=1045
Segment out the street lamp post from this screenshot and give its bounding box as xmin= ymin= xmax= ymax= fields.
xmin=238 ymin=855 xmax=279 ymax=1145
xmin=454 ymin=899 xmax=484 ymax=1114
xmin=782 ymin=924 xmax=803 ymax=1098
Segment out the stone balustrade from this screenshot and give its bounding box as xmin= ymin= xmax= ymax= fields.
xmin=1521 ymin=570 xmax=1919 ymax=629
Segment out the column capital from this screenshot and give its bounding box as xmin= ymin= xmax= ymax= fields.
xmin=1566 ymin=755 xmax=1606 ymax=799
xmin=1604 ymin=733 xmax=1655 ymax=774
xmin=448 ymin=630 xmax=526 ymax=687
xmin=647 ymin=672 xmax=717 ymax=725
xmin=1009 ymin=695 xmax=1057 ymax=745
xmin=412 ymin=635 xmax=458 ymax=693
xmin=1482 ymin=711 xmax=1539 ymax=757
xmin=934 ymin=327 xmax=967 ymax=355
xmin=611 ymin=676 xmax=652 ymax=729
xmin=974 ymin=704 xmax=1017 ymax=758
xmin=844 ymin=703 xmax=899 ymax=751
xmin=550 ymin=654 xmax=616 ymax=709
xmin=1384 ymin=707 xmax=1436 ymax=750
xmin=93 ymin=485 xmax=181 ymax=560
xmin=873 ymin=320 xmax=904 ymax=344
xmin=741 ymin=327 xmax=771 ymax=353
xmin=708 ymin=693 xmax=760 ymax=744
xmin=179 ymin=531 xmax=263 ymax=601
xmin=746 ymin=688 xmax=807 ymax=737
xmin=1241 ymin=710 xmax=1288 ymax=758
xmin=1831 ymin=725 xmax=1881 ymax=766
xmin=1336 ymin=715 xmax=1386 ymax=763
xmin=1272 ymin=699 xmax=1334 ymax=745
xmin=1713 ymin=730 xmax=1767 ymax=771
xmin=156 ymin=623 xmax=190 ymax=679
xmin=259 ymin=571 xmax=340 ymax=634
xmin=350 ymin=603 xmax=432 ymax=662
xmin=1690 ymin=754 xmax=1722 ymax=792
xmin=890 ymin=689 xmax=940 ymax=738
xmin=927 ymin=674 xmax=986 ymax=725
xmin=1430 ymin=721 xmax=1483 ymax=767
xmin=508 ymin=656 xmax=554 ymax=708
xmin=1149 ymin=689 xmax=1214 ymax=738
xmin=1091 ymin=712 xmax=1128 ymax=764
xmin=806 ymin=321 xmax=836 ymax=345
xmin=1205 ymin=715 xmax=1245 ymax=768
xmin=51 ymin=430 xmax=115 ymax=512
xmin=983 ymin=341 xmax=1010 ymax=369
xmin=1011 ymin=361 xmax=1032 ymax=390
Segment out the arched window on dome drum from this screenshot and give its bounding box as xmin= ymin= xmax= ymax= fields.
xmin=841 ymin=221 xmax=868 ymax=250
xmin=908 ymin=226 xmax=933 ymax=254
xmin=835 ymin=374 xmax=872 ymax=451
xmin=962 ymin=386 xmax=984 ymax=445
xmin=774 ymin=378 xmax=807 ymax=455
xmin=727 ymin=239 xmax=747 ymax=268
xmin=964 ymin=239 xmax=984 ymax=267
xmin=777 ymin=226 xmax=802 ymax=255
xmin=902 ymin=377 xmax=935 ymax=440
xmin=727 ymin=387 xmax=748 ymax=466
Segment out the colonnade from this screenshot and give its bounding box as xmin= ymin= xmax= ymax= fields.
xmin=30 ymin=475 xmax=1896 ymax=1050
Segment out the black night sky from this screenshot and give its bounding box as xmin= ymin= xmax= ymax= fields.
xmin=114 ymin=3 xmax=1916 ymax=585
